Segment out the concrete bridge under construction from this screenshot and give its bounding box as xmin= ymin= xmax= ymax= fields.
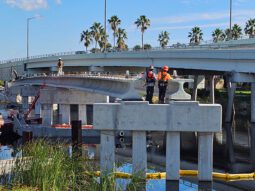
xmin=1 ymin=42 xmax=255 ymax=132
xmin=2 ymin=41 xmax=255 ymax=186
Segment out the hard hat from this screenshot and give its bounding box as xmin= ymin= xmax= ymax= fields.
xmin=58 ymin=58 xmax=61 ymax=60
xmin=149 ymin=65 xmax=154 ymax=70
xmin=163 ymin=66 xmax=169 ymax=71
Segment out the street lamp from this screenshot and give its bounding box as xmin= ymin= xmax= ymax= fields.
xmin=104 ymin=0 xmax=107 ymax=52
xmin=27 ymin=15 xmax=42 ymax=61
xmin=229 ymin=0 xmax=232 ymax=39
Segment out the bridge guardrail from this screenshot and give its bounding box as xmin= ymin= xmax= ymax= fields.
xmin=1 ymin=37 xmax=255 ymax=65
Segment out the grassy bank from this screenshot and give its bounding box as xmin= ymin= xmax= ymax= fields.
xmin=0 ymin=140 xmax=142 ymax=191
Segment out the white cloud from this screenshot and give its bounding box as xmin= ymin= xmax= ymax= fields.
xmin=4 ymin=0 xmax=62 ymax=10
xmin=55 ymin=0 xmax=61 ymax=5
xmin=152 ymin=9 xmax=255 ymax=25
xmin=150 ymin=22 xmax=229 ymax=31
xmin=4 ymin=0 xmax=48 ymax=10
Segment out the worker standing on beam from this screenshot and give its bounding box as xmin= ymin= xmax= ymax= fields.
xmin=57 ymin=58 xmax=64 ymax=76
xmin=143 ymin=65 xmax=156 ymax=104
xmin=157 ymin=66 xmax=172 ymax=104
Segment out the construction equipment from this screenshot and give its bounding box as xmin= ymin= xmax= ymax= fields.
xmin=24 ymin=83 xmax=46 ymax=119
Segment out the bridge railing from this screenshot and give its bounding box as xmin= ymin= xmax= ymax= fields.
xmin=93 ymin=101 xmax=222 ymax=181
xmin=1 ymin=37 xmax=254 ymax=65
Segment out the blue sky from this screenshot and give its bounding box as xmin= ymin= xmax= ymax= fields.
xmin=0 ymin=0 xmax=254 ymax=60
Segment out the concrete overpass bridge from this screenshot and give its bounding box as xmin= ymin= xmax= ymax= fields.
xmin=0 ymin=41 xmax=255 ymax=82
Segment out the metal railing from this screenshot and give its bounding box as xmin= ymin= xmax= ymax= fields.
xmin=1 ymin=37 xmax=255 ymax=65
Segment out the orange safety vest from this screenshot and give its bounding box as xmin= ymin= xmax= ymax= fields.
xmin=158 ymin=71 xmax=171 ymax=87
xmin=157 ymin=71 xmax=171 ymax=81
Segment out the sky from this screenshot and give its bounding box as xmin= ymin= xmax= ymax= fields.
xmin=0 ymin=0 xmax=255 ymax=60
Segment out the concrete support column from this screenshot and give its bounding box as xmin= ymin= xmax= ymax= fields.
xmin=35 ymin=101 xmax=41 ymax=117
xmin=42 ymin=104 xmax=53 ymax=126
xmin=22 ymin=96 xmax=29 ymax=112
xmin=191 ymin=75 xmax=198 ymax=101
xmin=100 ymin=130 xmax=115 ymax=175
xmin=59 ymin=104 xmax=70 ymax=124
xmin=166 ymin=132 xmax=180 ymax=180
xmin=132 ymin=131 xmax=147 ymax=178
xmin=198 ymin=132 xmax=213 ymax=181
xmin=251 ymin=83 xmax=255 ymax=123
xmin=224 ymin=80 xmax=236 ymax=163
xmin=250 ymin=83 xmax=255 ymax=165
xmin=225 ymin=81 xmax=236 ymax=123
xmin=209 ymin=75 xmax=215 ymax=104
xmin=78 ymin=104 xmax=87 ymax=125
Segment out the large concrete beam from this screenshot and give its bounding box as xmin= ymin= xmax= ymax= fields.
xmin=39 ymin=88 xmax=108 ymax=104
xmin=11 ymin=76 xmax=140 ymax=100
xmin=94 ymin=101 xmax=222 ymax=132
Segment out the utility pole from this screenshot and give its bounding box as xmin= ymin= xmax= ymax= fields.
xmin=229 ymin=0 xmax=232 ymax=39
xmin=104 ymin=0 xmax=107 ymax=52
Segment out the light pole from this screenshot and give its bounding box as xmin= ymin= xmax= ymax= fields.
xmin=27 ymin=15 xmax=41 ymax=61
xmin=229 ymin=0 xmax=232 ymax=39
xmin=104 ymin=0 xmax=107 ymax=52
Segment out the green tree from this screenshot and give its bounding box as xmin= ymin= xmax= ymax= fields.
xmin=134 ymin=15 xmax=151 ymax=49
xmin=244 ymin=18 xmax=255 ymax=38
xmin=116 ymin=28 xmax=128 ymax=50
xmin=90 ymin=22 xmax=104 ymax=49
xmin=232 ymin=24 xmax=242 ymax=40
xmin=144 ymin=43 xmax=152 ymax=50
xmin=158 ymin=31 xmax=170 ymax=48
xmin=80 ymin=30 xmax=93 ymax=52
xmin=133 ymin=45 xmax=141 ymax=51
xmin=188 ymin=26 xmax=203 ymax=45
xmin=108 ymin=15 xmax=121 ymax=49
xmin=212 ymin=28 xmax=225 ymax=43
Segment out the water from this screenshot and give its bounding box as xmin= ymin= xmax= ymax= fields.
xmin=116 ymin=163 xmax=218 ymax=191
xmin=0 ymin=145 xmax=13 ymax=160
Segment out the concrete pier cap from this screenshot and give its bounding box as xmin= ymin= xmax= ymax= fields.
xmin=94 ymin=101 xmax=222 ymax=132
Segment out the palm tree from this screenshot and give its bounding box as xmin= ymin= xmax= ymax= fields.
xmin=90 ymin=22 xmax=104 ymax=49
xmin=212 ymin=28 xmax=225 ymax=43
xmin=116 ymin=28 xmax=127 ymax=50
xmin=134 ymin=15 xmax=150 ymax=49
xmin=232 ymin=24 xmax=242 ymax=40
xmin=244 ymin=18 xmax=255 ymax=38
xmin=108 ymin=15 xmax=121 ymax=49
xmin=225 ymin=28 xmax=232 ymax=41
xmin=80 ymin=30 xmax=93 ymax=52
xmin=188 ymin=27 xmax=203 ymax=45
xmin=158 ymin=31 xmax=170 ymax=48
xmin=98 ymin=29 xmax=109 ymax=52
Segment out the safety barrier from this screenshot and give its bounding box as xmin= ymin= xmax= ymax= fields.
xmin=1 ymin=158 xmax=254 ymax=181
xmin=90 ymin=170 xmax=255 ymax=181
xmin=94 ymin=101 xmax=222 ymax=182
xmin=52 ymin=124 xmax=93 ymax=129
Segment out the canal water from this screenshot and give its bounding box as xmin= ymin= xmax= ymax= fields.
xmin=0 ymin=143 xmax=249 ymax=191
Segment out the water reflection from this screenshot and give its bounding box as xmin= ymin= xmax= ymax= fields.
xmin=0 ymin=145 xmax=13 ymax=160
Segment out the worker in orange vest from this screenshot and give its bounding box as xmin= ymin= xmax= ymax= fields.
xmin=144 ymin=65 xmax=156 ymax=104
xmin=157 ymin=66 xmax=172 ymax=104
